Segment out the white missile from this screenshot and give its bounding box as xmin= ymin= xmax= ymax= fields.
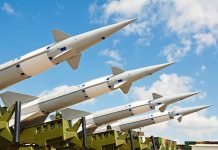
xmin=0 ymin=18 xmax=136 ymax=90
xmin=0 ymin=62 xmax=173 ymax=127
xmin=59 ymin=92 xmax=199 ymax=133
xmin=95 ymin=105 xmax=211 ymax=133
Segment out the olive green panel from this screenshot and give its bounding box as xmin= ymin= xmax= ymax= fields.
xmin=20 ymin=118 xmax=83 ymax=149
xmin=0 ymin=104 xmax=15 ymax=149
xmin=85 ymin=130 xmax=127 ymax=150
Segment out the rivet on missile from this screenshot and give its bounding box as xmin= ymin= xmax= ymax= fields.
xmin=16 ymin=64 xmax=20 ymax=68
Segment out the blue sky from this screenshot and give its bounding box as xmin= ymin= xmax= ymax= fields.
xmin=0 ymin=0 xmax=218 ymax=143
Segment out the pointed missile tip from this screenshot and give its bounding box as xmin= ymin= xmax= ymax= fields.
xmin=167 ymin=61 xmax=176 ymax=66
xmin=122 ymin=18 xmax=137 ymax=25
xmin=203 ymin=105 xmax=213 ymax=109
xmin=147 ymin=62 xmax=175 ymax=74
xmin=158 ymin=61 xmax=175 ymax=69
xmin=195 ymin=105 xmax=212 ymax=111
xmin=186 ymin=91 xmax=201 ymax=97
xmin=129 ymin=18 xmax=137 ymax=22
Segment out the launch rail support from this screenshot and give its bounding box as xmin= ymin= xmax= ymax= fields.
xmin=151 ymin=136 xmax=156 ymax=150
xmin=82 ymin=117 xmax=88 ymax=149
xmin=14 ymin=101 xmax=21 ymax=144
xmin=128 ymin=129 xmax=135 ymax=150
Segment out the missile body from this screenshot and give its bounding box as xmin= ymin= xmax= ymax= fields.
xmin=0 ymin=62 xmax=173 ymax=126
xmin=0 ymin=19 xmax=136 ymax=90
xmin=66 ymin=92 xmax=199 ymax=129
xmin=95 ymin=105 xmax=211 ymax=133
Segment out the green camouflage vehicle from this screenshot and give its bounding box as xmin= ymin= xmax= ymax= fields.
xmin=85 ymin=130 xmax=128 ymax=150
xmin=154 ymin=137 xmax=177 ymax=150
xmin=0 ymin=105 xmax=15 ymax=150
xmin=125 ymin=135 xmax=152 ymax=150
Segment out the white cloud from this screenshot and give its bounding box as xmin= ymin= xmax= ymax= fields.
xmin=89 ymin=0 xmax=156 ymax=45
xmin=167 ymin=0 xmax=218 ymax=35
xmin=1 ymin=2 xmax=15 ymax=15
xmin=201 ymin=65 xmax=207 ymax=71
xmin=131 ymin=73 xmax=194 ymax=100
xmin=103 ymin=0 xmax=149 ymax=19
xmin=99 ymin=49 xmax=121 ymax=61
xmin=105 ymin=60 xmax=123 ymax=68
xmin=112 ymin=39 xmax=120 ymax=47
xmin=193 ymin=33 xmax=216 ymax=54
xmin=163 ymin=0 xmax=218 ymax=56
xmin=90 ymin=0 xmax=218 ymax=59
xmin=162 ymin=39 xmax=192 ymax=62
xmin=99 ymin=49 xmax=123 ymax=67
xmin=38 ymin=85 xmax=74 ymax=96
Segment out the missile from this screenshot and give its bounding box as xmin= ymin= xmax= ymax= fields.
xmin=0 ymin=18 xmax=136 ymax=90
xmin=0 ymin=62 xmax=173 ymax=127
xmin=59 ymin=92 xmax=199 ymax=131
xmin=95 ymin=105 xmax=211 ymax=133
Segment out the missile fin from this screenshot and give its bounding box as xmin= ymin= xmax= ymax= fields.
xmin=67 ymin=54 xmax=81 ymax=70
xmin=52 ymin=29 xmax=71 ymax=42
xmin=159 ymin=104 xmax=167 ymax=112
xmin=177 ymin=116 xmax=183 ymax=123
xmin=152 ymin=93 xmax=163 ymax=99
xmin=114 ymin=81 xmax=127 ymax=89
xmin=120 ymin=83 xmax=132 ymax=94
xmin=111 ymin=67 xmax=124 ymax=75
xmin=61 ymin=108 xmax=91 ymax=120
xmin=21 ymin=112 xmax=48 ymax=128
xmin=0 ymin=91 xmax=38 ymax=107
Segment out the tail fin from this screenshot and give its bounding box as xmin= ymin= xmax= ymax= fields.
xmin=67 ymin=54 xmax=81 ymax=69
xmin=120 ymin=83 xmax=132 ymax=94
xmin=61 ymin=108 xmax=91 ymax=120
xmin=159 ymin=104 xmax=167 ymax=112
xmin=111 ymin=67 xmax=124 ymax=75
xmin=152 ymin=93 xmax=163 ymax=99
xmin=0 ymin=91 xmax=38 ymax=107
xmin=52 ymin=29 xmax=71 ymax=42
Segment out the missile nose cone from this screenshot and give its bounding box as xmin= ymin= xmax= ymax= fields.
xmin=116 ymin=18 xmax=137 ymax=27
xmin=198 ymin=105 xmax=212 ymax=110
xmin=185 ymin=105 xmax=211 ymax=114
xmin=101 ymin=18 xmax=136 ymax=38
xmin=158 ymin=92 xmax=200 ymax=107
xmin=149 ymin=62 xmax=175 ymax=74
xmin=179 ymin=91 xmax=201 ymax=99
xmin=124 ymin=18 xmax=137 ymax=24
